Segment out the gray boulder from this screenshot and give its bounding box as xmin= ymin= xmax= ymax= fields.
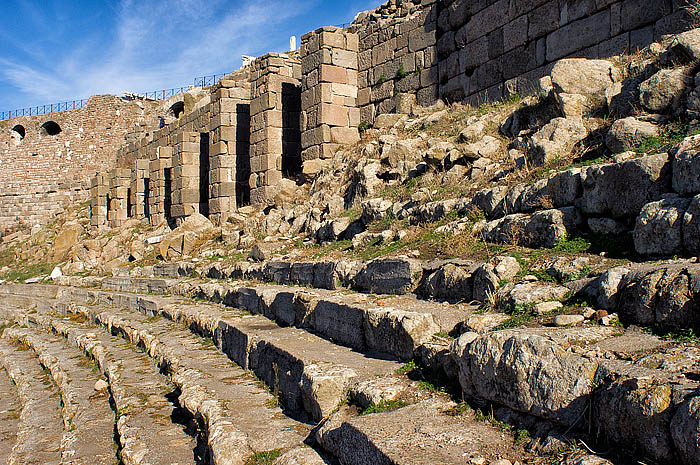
xmin=673 ymin=149 xmax=700 ymax=196
xmin=579 ymin=153 xmax=672 ymax=218
xmin=505 ymin=282 xmax=571 ymax=307
xmin=353 ymin=258 xmax=422 ymax=295
xmin=594 ymin=367 xmax=675 ymax=463
xmin=419 ymin=263 xmax=475 ymax=301
xmin=634 ymin=197 xmax=691 ymax=256
xmin=453 ymin=331 xmax=598 ymax=426
xmin=550 ymin=59 xmax=620 ymax=103
xmin=671 ymin=396 xmax=700 ymax=465
xmin=587 ymin=217 xmax=628 ymax=235
xmin=676 ymin=28 xmax=700 ymax=61
xmin=547 ymin=168 xmax=583 ymax=208
xmin=639 ymin=68 xmax=689 ymax=113
xmin=361 ymin=198 xmax=393 ymax=225
xmin=528 ymin=117 xmax=588 ymax=166
xmin=593 ymin=266 xmax=630 ymax=310
xmin=364 ymin=308 xmax=440 ymax=360
xmin=683 ymin=195 xmax=700 ymax=255
xmin=481 ymin=207 xmax=582 ymax=248
xmin=605 ymin=117 xmax=659 ymax=153
xmin=617 ymin=263 xmax=700 ymax=329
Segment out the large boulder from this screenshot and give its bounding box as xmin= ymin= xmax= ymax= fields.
xmin=353 ymin=258 xmax=423 ymax=295
xmin=547 ymin=168 xmax=583 ymax=208
xmin=528 ymin=117 xmax=588 ymax=166
xmin=605 ymin=117 xmax=660 ymax=153
xmin=579 ymin=153 xmax=672 ymax=218
xmin=671 ymin=396 xmax=700 ymax=465
xmin=617 ymin=263 xmax=700 ymax=330
xmin=639 ymin=68 xmax=689 ymax=113
xmin=683 ymin=195 xmax=700 ymax=255
xmin=480 ymin=207 xmax=582 ymax=248
xmin=634 ymin=197 xmax=691 ymax=256
xmin=594 ymin=366 xmax=676 ymax=463
xmin=419 ymin=263 xmax=475 ymax=301
xmin=452 ymin=331 xmax=598 ymax=426
xmin=673 ymin=149 xmax=700 ymax=196
xmin=550 ymin=59 xmax=621 ymax=103
xmin=52 ymin=222 xmax=85 ymax=261
xmin=676 ymin=28 xmax=700 ymax=61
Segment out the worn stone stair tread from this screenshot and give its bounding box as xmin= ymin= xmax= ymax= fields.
xmin=74 ymin=303 xmax=312 ymax=458
xmin=0 ymin=365 xmax=20 ymax=465
xmin=317 ymin=400 xmax=526 ymax=465
xmin=0 ymin=338 xmax=63 ymax=465
xmin=4 ymin=326 xmax=116 ymax=465
xmin=45 ymin=316 xmax=200 ymax=465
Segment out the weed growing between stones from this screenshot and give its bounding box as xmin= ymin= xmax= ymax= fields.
xmin=494 ymin=303 xmax=537 ymax=330
xmin=634 ymin=120 xmax=699 ymax=155
xmin=360 ymin=399 xmax=409 ymax=415
xmin=245 ymin=449 xmax=282 ymax=465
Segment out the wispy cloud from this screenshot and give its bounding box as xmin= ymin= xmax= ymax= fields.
xmin=0 ymin=0 xmax=315 ymax=109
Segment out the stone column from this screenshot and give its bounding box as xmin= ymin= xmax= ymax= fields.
xmin=90 ymin=174 xmax=108 ymax=227
xmin=130 ymin=158 xmax=150 ymax=219
xmin=208 ymin=79 xmax=251 ymax=223
xmin=107 ymin=168 xmax=131 ymax=228
xmin=148 ymin=146 xmax=173 ymax=226
xmin=300 ymin=27 xmax=360 ymax=172
xmin=249 ymin=53 xmax=302 ymax=206
xmin=171 ymin=131 xmax=200 ymax=224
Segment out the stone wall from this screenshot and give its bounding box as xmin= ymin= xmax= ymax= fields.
xmin=352 ymin=0 xmax=440 ymax=125
xmin=0 ymin=95 xmax=156 ymax=234
xmin=437 ymin=0 xmax=691 ymax=104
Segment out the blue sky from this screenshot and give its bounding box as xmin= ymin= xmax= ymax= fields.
xmin=0 ymin=0 xmax=384 ymax=111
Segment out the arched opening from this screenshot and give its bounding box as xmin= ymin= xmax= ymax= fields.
xmin=40 ymin=121 xmax=62 ymax=136
xmin=11 ymin=125 xmax=25 ymax=145
xmin=168 ymin=101 xmax=185 ymax=120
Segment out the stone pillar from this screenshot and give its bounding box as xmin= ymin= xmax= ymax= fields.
xmin=171 ymin=131 xmax=200 ymax=224
xmin=107 ymin=168 xmax=131 ymax=228
xmin=249 ymin=53 xmax=302 ymax=206
xmin=148 ymin=146 xmax=173 ymax=226
xmin=300 ymin=27 xmax=360 ymax=169
xmin=131 ymin=158 xmax=150 ymax=219
xmin=209 ymin=79 xmax=251 ymax=223
xmin=90 ymin=174 xmax=108 ymax=227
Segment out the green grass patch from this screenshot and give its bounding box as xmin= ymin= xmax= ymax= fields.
xmin=3 ymin=262 xmax=56 ymax=283
xmin=245 ymin=449 xmax=282 ymax=465
xmin=394 ymin=360 xmax=418 ymax=375
xmin=634 ymin=120 xmax=698 ymax=155
xmin=552 ymin=234 xmax=591 ymax=254
xmin=360 ymin=399 xmax=409 ymax=415
xmin=494 ymin=303 xmax=537 ymax=330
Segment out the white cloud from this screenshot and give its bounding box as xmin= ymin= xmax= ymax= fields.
xmin=1 ymin=0 xmax=314 ymax=108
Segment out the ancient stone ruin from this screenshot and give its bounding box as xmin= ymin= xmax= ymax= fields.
xmin=1 ymin=1 xmax=700 ymax=465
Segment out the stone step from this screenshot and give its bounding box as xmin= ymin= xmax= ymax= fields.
xmin=72 ymin=276 xmax=468 ymax=360
xmin=41 ymin=315 xmax=201 ymax=465
xmin=61 ymin=302 xmax=317 ymax=464
xmin=3 ymin=326 xmax=117 ymax=465
xmin=0 ymin=364 xmax=20 ymax=465
xmin=317 ymin=400 xmax=527 ymax=465
xmin=0 ymin=338 xmax=63 ymax=465
xmin=56 ymin=286 xmax=401 ymax=423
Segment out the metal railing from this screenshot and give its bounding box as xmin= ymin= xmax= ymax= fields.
xmin=0 ymin=72 xmax=231 ymax=121
xmin=1 ymin=99 xmax=88 ymax=121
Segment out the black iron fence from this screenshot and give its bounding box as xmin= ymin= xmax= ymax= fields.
xmin=0 ymin=72 xmax=230 ymax=122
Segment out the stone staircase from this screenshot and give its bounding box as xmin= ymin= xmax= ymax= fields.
xmin=1 ymin=277 xmax=699 ymax=465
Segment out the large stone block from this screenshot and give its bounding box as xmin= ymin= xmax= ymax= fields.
xmin=579 ymin=153 xmax=672 ymax=218
xmin=546 ymin=10 xmax=611 ymax=61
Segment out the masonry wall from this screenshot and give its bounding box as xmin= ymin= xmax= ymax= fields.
xmin=437 ymin=0 xmax=691 ymax=104
xmin=0 ymin=95 xmax=156 ymax=234
xmin=353 ymin=0 xmax=440 ymax=125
